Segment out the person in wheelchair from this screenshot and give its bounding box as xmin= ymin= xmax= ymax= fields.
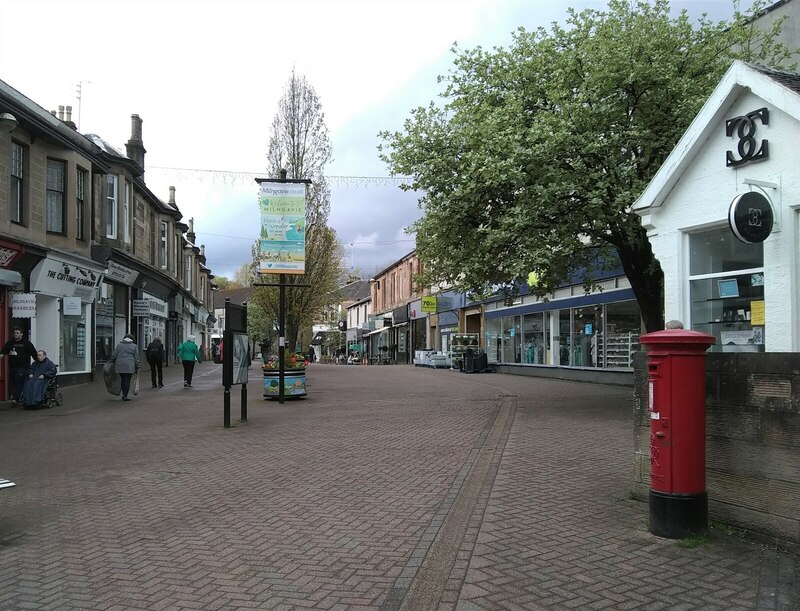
xmin=20 ymin=350 xmax=58 ymax=410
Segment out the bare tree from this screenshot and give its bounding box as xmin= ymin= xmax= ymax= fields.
xmin=252 ymin=70 xmax=343 ymax=353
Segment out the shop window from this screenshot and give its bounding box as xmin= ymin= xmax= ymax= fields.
xmin=689 ymin=228 xmax=764 ymax=352
xmin=60 ymin=302 xmax=89 ymax=373
xmin=558 ymin=310 xmax=571 ymax=365
xmin=46 ymin=159 xmax=65 ymax=234
xmin=522 ymin=313 xmax=545 ymax=364
xmin=602 ymin=301 xmax=641 ymax=368
xmin=501 ymin=315 xmax=520 ymax=363
xmin=571 ymin=306 xmax=600 ymax=367
xmin=485 ymin=317 xmax=501 ymax=364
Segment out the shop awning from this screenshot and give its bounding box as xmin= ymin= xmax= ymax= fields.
xmin=311 ymin=331 xmax=327 ymax=346
xmin=365 ymin=327 xmax=389 ymax=336
xmin=0 ymin=269 xmax=22 ymax=287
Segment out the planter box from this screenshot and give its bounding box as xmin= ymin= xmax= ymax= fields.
xmin=263 ymin=369 xmax=307 ymax=398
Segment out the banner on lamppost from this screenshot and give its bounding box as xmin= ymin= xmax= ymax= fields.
xmin=258 ymin=181 xmax=307 ymax=275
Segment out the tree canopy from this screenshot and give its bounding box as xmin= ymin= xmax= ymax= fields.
xmin=250 ymin=71 xmax=343 ymax=352
xmin=379 ymin=0 xmax=794 ymax=331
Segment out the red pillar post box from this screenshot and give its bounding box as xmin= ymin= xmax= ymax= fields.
xmin=640 ymin=329 xmax=715 ymax=538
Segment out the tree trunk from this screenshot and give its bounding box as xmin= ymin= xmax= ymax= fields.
xmin=614 ymin=224 xmax=664 ymax=333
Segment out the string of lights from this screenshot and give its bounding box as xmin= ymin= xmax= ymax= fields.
xmin=148 ymin=165 xmax=413 ymax=188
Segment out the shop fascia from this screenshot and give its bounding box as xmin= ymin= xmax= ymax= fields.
xmin=29 ymin=253 xmax=105 ymax=302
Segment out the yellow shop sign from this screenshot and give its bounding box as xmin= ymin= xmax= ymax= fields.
xmin=421 ymin=296 xmax=437 ymax=313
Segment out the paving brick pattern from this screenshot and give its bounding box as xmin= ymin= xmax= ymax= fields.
xmin=0 ymin=363 xmax=796 ymax=610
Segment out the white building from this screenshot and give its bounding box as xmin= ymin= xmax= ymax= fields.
xmin=634 ymin=61 xmax=800 ymax=352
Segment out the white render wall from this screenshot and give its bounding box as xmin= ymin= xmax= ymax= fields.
xmin=644 ymin=90 xmax=800 ymax=351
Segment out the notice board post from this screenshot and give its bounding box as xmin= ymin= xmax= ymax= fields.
xmin=222 ymin=298 xmax=248 ymax=428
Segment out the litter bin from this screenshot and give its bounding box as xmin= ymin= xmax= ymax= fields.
xmin=463 ymin=349 xmax=475 ymax=373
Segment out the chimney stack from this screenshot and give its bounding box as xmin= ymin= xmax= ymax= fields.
xmin=125 ymin=114 xmax=146 ymax=176
xmin=200 ymin=245 xmax=205 ymax=257
xmin=58 ymin=105 xmax=65 ymax=121
xmin=50 ymin=110 xmax=57 ymax=117
xmin=187 ymin=218 xmax=196 ymax=244
xmin=168 ymin=186 xmax=176 ymax=205
xmin=64 ymin=105 xmax=77 ymax=130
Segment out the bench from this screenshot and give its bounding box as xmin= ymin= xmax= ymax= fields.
xmin=0 ymin=478 xmax=16 ymax=489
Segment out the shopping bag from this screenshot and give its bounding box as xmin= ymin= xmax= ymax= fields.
xmin=133 ymin=372 xmax=140 ymax=396
xmin=103 ymin=362 xmax=121 ymax=396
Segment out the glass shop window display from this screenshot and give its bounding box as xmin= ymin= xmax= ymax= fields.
xmin=689 ymin=227 xmax=764 ymax=353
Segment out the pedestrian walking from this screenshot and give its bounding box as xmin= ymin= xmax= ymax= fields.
xmin=110 ymin=333 xmax=140 ymax=401
xmin=0 ymin=327 xmax=37 ymax=404
xmin=145 ymin=336 xmax=165 ymax=388
xmin=177 ymin=335 xmax=201 ymax=387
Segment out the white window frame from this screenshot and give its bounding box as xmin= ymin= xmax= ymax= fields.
xmin=184 ymin=254 xmax=192 ymax=291
xmin=160 ymin=221 xmax=168 ymax=269
xmin=105 ymin=175 xmax=118 ymax=239
xmin=124 ymin=180 xmax=132 ymax=244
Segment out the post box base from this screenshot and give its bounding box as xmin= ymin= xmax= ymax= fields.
xmin=649 ymin=490 xmax=708 ymax=539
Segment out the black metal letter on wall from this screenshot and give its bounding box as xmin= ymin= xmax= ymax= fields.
xmin=726 ymin=107 xmax=769 ymax=167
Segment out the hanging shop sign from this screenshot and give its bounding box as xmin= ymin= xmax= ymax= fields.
xmin=258 ymin=180 xmax=307 ymax=275
xmin=106 ymin=260 xmax=139 ymax=285
xmin=29 ymin=256 xmax=103 ymax=302
xmin=728 ymin=191 xmax=774 ymax=243
xmin=11 ymin=292 xmax=36 ymax=318
xmin=62 ymin=296 xmax=82 ymax=316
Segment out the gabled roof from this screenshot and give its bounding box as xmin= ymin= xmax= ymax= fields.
xmin=337 ymin=279 xmax=370 ymax=302
xmin=213 ymin=287 xmax=254 ymax=309
xmin=634 ymin=61 xmax=800 ymax=212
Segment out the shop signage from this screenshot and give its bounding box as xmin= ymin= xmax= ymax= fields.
xmin=726 ymin=107 xmax=769 ymax=167
xmin=11 ymin=292 xmax=36 ymax=318
xmin=132 ymin=299 xmax=150 ymax=317
xmin=421 ymin=296 xmax=437 ymax=313
xmin=63 ymin=296 xmax=82 ymax=316
xmin=29 ymin=257 xmax=102 ymax=302
xmin=144 ymin=293 xmax=168 ymax=317
xmin=728 ymin=191 xmax=774 ymax=243
xmin=106 ymin=260 xmax=139 ymax=284
xmin=0 ymin=240 xmax=22 ymax=268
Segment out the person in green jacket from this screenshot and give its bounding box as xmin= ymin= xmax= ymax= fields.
xmin=177 ymin=335 xmax=201 ymax=387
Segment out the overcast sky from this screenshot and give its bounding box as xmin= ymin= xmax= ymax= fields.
xmin=0 ymin=0 xmax=742 ymax=280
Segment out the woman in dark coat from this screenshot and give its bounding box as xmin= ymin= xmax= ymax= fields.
xmin=145 ymin=336 xmax=165 ymax=388
xmin=21 ymin=350 xmax=57 ymax=409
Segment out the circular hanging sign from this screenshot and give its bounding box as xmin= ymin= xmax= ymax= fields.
xmin=728 ymin=191 xmax=774 ymax=243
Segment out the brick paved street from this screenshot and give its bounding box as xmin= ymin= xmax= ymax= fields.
xmin=0 ymin=362 xmax=796 ymax=610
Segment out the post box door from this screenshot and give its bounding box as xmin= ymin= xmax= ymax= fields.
xmin=648 ymin=357 xmax=672 ymax=492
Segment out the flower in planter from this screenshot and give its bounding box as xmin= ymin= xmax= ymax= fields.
xmin=263 ymin=352 xmax=306 ymax=371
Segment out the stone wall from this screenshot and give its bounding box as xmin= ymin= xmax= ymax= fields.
xmin=633 ymin=351 xmax=800 ymax=545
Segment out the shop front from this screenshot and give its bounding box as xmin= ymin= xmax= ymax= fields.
xmin=391 ymin=305 xmax=409 ymax=364
xmin=634 ymin=62 xmax=786 ymax=352
xmin=484 ymin=283 xmax=641 ymax=371
xmin=96 ymin=260 xmax=138 ymax=365
xmin=0 ymin=239 xmax=25 ymax=400
xmin=28 ymin=253 xmax=105 ymax=384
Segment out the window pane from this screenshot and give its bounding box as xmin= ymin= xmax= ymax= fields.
xmin=521 ymin=313 xmax=545 ymax=364
xmin=46 ymin=160 xmax=65 ymax=233
xmin=485 ymin=317 xmax=501 ymax=364
xmin=689 ymin=227 xmax=763 ymax=275
xmin=690 ymin=273 xmax=765 ymax=353
xmin=603 ymin=301 xmax=641 ymax=368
